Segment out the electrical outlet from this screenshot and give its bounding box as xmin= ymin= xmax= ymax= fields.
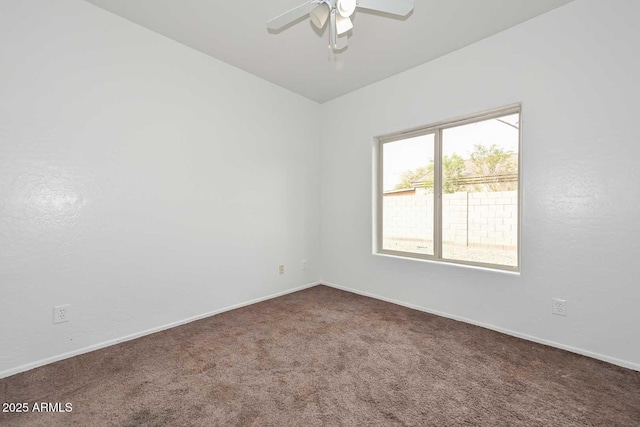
xmin=54 ymin=304 xmax=70 ymax=324
xmin=302 ymin=260 xmax=308 ymax=271
xmin=279 ymin=265 xmax=285 ymax=275
xmin=552 ymin=298 xmax=567 ymax=316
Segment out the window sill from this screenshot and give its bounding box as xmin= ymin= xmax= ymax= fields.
xmin=373 ymin=251 xmax=521 ymax=276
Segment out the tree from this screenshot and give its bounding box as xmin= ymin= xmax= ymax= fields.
xmin=392 ymin=145 xmax=517 ymax=193
xmin=394 ymin=164 xmax=432 ymax=191
xmin=469 ymin=144 xmax=517 ymax=191
xmin=442 ymin=153 xmax=465 ymax=193
xmin=393 ymin=154 xmax=465 ymax=193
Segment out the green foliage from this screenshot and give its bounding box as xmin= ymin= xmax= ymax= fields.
xmin=442 ymin=153 xmax=465 ymax=194
xmin=393 ymin=155 xmax=464 ymax=193
xmin=391 ymin=144 xmax=517 ymax=193
xmin=394 ymin=164 xmax=432 ymax=191
xmin=469 ymin=144 xmax=517 ymax=191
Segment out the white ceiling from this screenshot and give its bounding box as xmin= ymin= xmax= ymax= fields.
xmin=84 ymin=0 xmax=574 ymax=103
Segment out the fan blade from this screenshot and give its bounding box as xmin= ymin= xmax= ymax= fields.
xmin=356 ymin=0 xmax=413 ymax=16
xmin=267 ymin=1 xmax=317 ymax=30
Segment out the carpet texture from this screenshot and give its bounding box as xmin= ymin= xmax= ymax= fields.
xmin=1 ymin=285 xmax=639 ymax=426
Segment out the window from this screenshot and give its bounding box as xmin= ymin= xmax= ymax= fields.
xmin=376 ymin=105 xmax=521 ymax=271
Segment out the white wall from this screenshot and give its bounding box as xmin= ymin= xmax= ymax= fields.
xmin=0 ymin=0 xmax=321 ymax=377
xmin=320 ymin=0 xmax=640 ymax=369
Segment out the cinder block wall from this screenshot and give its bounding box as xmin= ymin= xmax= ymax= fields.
xmin=383 ymin=190 xmax=518 ymax=250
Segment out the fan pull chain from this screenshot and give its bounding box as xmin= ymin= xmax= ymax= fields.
xmin=329 ymin=8 xmax=337 ymax=50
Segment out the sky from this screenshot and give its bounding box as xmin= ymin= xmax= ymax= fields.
xmin=383 ymin=113 xmax=519 ymax=191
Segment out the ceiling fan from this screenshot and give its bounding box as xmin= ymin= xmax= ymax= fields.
xmin=267 ymin=0 xmax=414 ymax=51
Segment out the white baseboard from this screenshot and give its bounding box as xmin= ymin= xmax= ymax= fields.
xmin=321 ymin=281 xmax=640 ymax=372
xmin=5 ymin=280 xmax=637 ymax=379
xmin=0 ymin=281 xmax=320 ymax=380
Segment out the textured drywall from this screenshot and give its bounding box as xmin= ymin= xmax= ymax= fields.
xmin=319 ymin=0 xmax=640 ymax=368
xmin=0 ymin=0 xmax=321 ymax=376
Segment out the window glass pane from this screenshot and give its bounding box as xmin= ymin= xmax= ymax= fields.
xmin=382 ymin=134 xmax=435 ymax=255
xmin=441 ymin=113 xmax=519 ymax=267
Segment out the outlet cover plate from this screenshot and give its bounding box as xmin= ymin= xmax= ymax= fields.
xmin=552 ymin=298 xmax=567 ymax=316
xmin=54 ymin=304 xmax=70 ymax=324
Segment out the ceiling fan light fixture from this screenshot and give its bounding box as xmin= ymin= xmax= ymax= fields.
xmin=335 ymin=14 xmax=353 ymax=35
xmin=268 ymin=0 xmax=414 ymax=52
xmin=310 ymin=3 xmax=330 ymax=29
xmin=337 ymin=0 xmax=357 ymax=17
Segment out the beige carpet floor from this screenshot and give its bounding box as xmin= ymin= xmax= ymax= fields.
xmin=1 ymin=285 xmax=639 ymax=426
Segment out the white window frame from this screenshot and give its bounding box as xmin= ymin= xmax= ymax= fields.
xmin=374 ymin=104 xmax=522 ymax=272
